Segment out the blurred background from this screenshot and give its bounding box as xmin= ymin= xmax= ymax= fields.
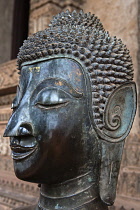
xmin=0 ymin=0 xmax=139 ymax=209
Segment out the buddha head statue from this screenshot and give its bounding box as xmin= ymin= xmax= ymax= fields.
xmin=4 ymin=10 xmax=136 ymax=209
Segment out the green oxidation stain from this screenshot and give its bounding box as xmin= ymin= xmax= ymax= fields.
xmin=88 ymin=177 xmax=93 ymax=182
xmin=55 ymin=204 xmax=62 ymax=209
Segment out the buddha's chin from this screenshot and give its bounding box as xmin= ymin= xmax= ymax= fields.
xmin=14 ymin=167 xmax=43 ymax=184
xmin=13 ymin=148 xmax=44 ymax=183
xmin=14 ymin=167 xmax=48 ymax=184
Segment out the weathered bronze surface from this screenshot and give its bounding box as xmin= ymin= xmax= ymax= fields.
xmin=4 ymin=10 xmax=137 ymax=210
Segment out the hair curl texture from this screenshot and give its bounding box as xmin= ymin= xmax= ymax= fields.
xmin=17 ymin=10 xmax=134 ymax=129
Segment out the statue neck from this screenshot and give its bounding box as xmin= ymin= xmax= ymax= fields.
xmin=36 ymin=171 xmax=103 ymax=210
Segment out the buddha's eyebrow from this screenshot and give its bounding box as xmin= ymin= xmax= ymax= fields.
xmin=35 ymin=78 xmax=83 ymax=98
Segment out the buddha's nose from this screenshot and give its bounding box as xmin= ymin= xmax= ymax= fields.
xmin=18 ymin=125 xmax=32 ymax=136
xmin=4 ymin=122 xmax=33 ymax=137
xmin=9 ymin=124 xmax=33 ymax=147
xmin=3 ymin=104 xmax=33 ymax=137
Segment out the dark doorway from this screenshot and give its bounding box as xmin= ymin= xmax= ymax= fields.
xmin=11 ymin=0 xmax=30 ymax=59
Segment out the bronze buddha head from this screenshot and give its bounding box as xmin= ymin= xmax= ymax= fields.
xmin=4 ymin=10 xmax=136 ymax=209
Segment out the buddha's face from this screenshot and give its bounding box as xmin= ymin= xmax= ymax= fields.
xmin=4 ymin=58 xmax=95 ymax=184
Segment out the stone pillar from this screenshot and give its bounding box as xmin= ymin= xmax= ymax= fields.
xmin=0 ymin=0 xmax=14 ymax=64
xmin=138 ymin=0 xmax=140 ymax=127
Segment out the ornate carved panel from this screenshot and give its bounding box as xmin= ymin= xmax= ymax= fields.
xmin=30 ymin=0 xmax=85 ymax=11
xmin=121 ymin=134 xmax=140 ymax=168
xmin=0 ymin=170 xmax=38 ymax=209
xmin=0 ymin=171 xmax=39 ymax=197
xmin=118 ymin=170 xmax=140 ymax=198
xmin=0 ymin=94 xmax=15 ymax=106
xmin=0 ymin=59 xmax=18 ymax=90
xmin=0 ymin=136 xmax=11 ymax=156
xmin=0 ymin=156 xmax=13 ymax=172
xmin=29 ymin=0 xmax=85 ymax=35
xmin=0 ymin=107 xmax=12 ymax=127
xmin=117 ymin=134 xmax=140 ymax=203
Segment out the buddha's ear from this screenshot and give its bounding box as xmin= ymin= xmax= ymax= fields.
xmin=96 ymin=82 xmax=137 ymax=205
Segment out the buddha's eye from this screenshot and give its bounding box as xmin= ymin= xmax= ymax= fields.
xmin=35 ymin=88 xmax=72 ymax=109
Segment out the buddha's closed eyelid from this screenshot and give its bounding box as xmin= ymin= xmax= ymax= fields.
xmin=34 ymin=88 xmax=76 ymax=109
xmin=31 ymin=77 xmax=83 ymax=99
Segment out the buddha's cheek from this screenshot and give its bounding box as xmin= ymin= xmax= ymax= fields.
xmin=13 ymin=99 xmax=86 ymax=182
xmin=30 ymin=100 xmax=85 ymax=143
xmin=31 ymin=102 xmax=84 ymax=162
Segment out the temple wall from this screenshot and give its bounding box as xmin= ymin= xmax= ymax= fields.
xmin=0 ymin=0 xmax=14 ymax=64
xmin=0 ymin=0 xmax=139 ymax=209
xmin=84 ymin=0 xmax=139 ymax=134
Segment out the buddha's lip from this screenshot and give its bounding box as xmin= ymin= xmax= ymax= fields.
xmin=11 ymin=145 xmax=37 ymax=160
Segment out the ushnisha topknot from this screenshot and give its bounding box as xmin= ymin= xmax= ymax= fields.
xmin=17 ymin=10 xmax=134 ymax=129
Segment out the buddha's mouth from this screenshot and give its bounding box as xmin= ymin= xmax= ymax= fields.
xmin=10 ymin=136 xmax=38 ymax=160
xmin=11 ymin=145 xmax=37 ymax=160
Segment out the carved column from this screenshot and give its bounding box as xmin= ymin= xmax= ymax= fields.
xmin=29 ymin=0 xmax=86 ymax=35
xmin=138 ymin=0 xmax=140 ymax=127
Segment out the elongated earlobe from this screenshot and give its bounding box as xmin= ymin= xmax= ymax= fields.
xmin=99 ymin=140 xmax=124 ymax=205
xmin=96 ymin=82 xmax=137 ymax=205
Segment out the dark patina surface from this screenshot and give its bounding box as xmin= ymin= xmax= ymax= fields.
xmin=4 ymin=10 xmax=136 ymax=210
